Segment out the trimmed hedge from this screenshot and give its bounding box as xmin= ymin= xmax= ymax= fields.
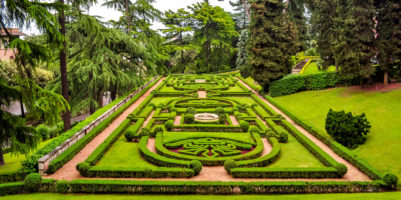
xmin=0 ymin=172 xmax=29 ymax=184
xmin=85 ymin=166 xmax=194 ymax=178
xmin=155 ymin=132 xmax=263 ymax=166
xmin=230 ymin=167 xmax=341 ymax=178
xmin=37 ymin=76 xmax=161 ymax=174
xmin=172 ymin=124 xmax=243 ymax=132
xmin=236 ymin=137 xmax=281 ymax=167
xmin=269 ymin=72 xmax=338 ymax=97
xmin=124 ymin=118 xmax=145 ymax=142
xmin=85 ymin=119 xmax=131 ymax=165
xmin=264 ymin=95 xmax=385 ymax=181
xmin=55 ymin=179 xmax=387 ymax=194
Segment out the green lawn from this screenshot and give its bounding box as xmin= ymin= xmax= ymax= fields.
xmin=269 ymin=133 xmax=324 ymax=168
xmin=163 ymin=132 xmax=255 ymax=144
xmin=225 ymin=84 xmax=245 ymax=92
xmin=303 ymin=62 xmax=336 ymax=74
xmin=0 ymin=138 xmax=56 ymax=174
xmin=273 ymin=87 xmax=401 ymax=177
xmin=2 ymin=192 xmax=401 ymax=200
xmin=95 ymin=136 xmax=157 ymax=168
xmin=149 ymin=97 xmax=178 ymax=105
xmin=242 ymin=76 xmax=262 ymax=91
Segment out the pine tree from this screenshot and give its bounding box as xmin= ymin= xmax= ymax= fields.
xmin=229 ymin=0 xmax=250 ymax=30
xmin=336 ymin=0 xmax=376 ymax=87
xmin=286 ymin=0 xmax=308 ymax=51
xmin=375 ymin=0 xmax=401 ymax=86
xmin=248 ymin=0 xmax=293 ymax=91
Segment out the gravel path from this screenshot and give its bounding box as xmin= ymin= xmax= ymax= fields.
xmin=44 ymin=77 xmax=165 ymax=181
xmin=235 ymin=77 xmax=370 ymax=181
xmin=229 ymin=116 xmax=239 ymax=125
xmin=198 ymin=91 xmax=207 ymax=98
xmin=174 ymin=116 xmax=181 ymax=125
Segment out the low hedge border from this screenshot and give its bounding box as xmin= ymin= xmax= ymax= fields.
xmin=85 ymin=166 xmax=194 ymax=178
xmin=172 ymin=124 xmax=243 ymax=132
xmin=155 ymin=132 xmax=263 ymax=166
xmin=24 ymin=76 xmax=161 ymax=174
xmin=230 ymin=167 xmax=341 ymax=178
xmin=236 ymin=137 xmax=280 ymax=167
xmin=264 ymin=95 xmax=385 ymax=181
xmin=139 ymin=136 xmax=192 ymax=168
xmin=54 ymin=179 xmax=387 ymax=194
xmin=85 ymin=119 xmax=131 ymax=165
xmin=0 ymin=172 xmax=29 ymax=184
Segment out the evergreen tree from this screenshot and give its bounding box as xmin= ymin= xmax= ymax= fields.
xmin=248 ymin=0 xmax=293 ymax=91
xmin=237 ymin=29 xmax=250 ymax=77
xmin=336 ymin=0 xmax=375 ymax=87
xmin=229 ymin=0 xmax=250 ymax=30
xmin=286 ymin=0 xmax=308 ymax=51
xmin=189 ymin=2 xmax=238 ymax=73
xmin=375 ymin=0 xmax=401 ymax=86
xmin=102 ymin=0 xmax=134 ymax=32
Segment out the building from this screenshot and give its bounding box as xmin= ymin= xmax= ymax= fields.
xmin=0 ymin=28 xmax=26 ymax=60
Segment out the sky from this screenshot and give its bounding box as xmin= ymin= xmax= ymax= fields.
xmin=24 ymin=0 xmax=235 ymax=35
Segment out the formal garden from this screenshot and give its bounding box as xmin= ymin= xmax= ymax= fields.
xmin=1 ymin=0 xmax=401 ymax=199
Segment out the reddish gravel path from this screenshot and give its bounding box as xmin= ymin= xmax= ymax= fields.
xmin=229 ymin=116 xmax=239 ymax=125
xmin=174 ymin=116 xmax=181 ymax=125
xmin=44 ymin=77 xmax=165 ymax=181
xmin=235 ymin=77 xmax=370 ymax=181
xmin=198 ymin=91 xmax=207 ymax=98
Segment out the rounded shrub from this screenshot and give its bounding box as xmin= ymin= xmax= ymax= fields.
xmin=218 ymin=114 xmax=227 ymax=124
xmin=189 ymin=160 xmax=202 ymax=175
xmin=154 ymin=126 xmax=164 ymax=134
xmin=335 ymin=163 xmax=348 ymax=176
xmin=76 ymin=162 xmax=91 ymax=176
xmin=215 ymin=107 xmax=225 ymax=115
xmin=383 ymin=173 xmax=398 ymax=190
xmin=249 ymin=126 xmax=259 ymax=133
xmin=124 ymin=129 xmax=136 ymax=142
xmin=224 ymin=160 xmax=237 ymax=174
xmin=279 ymin=132 xmax=288 ymax=143
xmin=240 ymin=120 xmax=249 ymax=132
xmin=184 ymin=113 xmax=195 ymax=124
xmin=165 ymin=120 xmax=174 ymax=131
xmin=24 ymin=173 xmax=42 ymax=192
xmin=187 ymin=107 xmax=197 ymax=114
xmin=140 ymin=128 xmax=150 ymax=137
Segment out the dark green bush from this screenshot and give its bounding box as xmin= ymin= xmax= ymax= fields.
xmin=218 ymin=114 xmax=227 ymax=124
xmin=224 ymin=160 xmax=237 ymax=173
xmin=139 ymin=128 xmax=150 ymax=137
xmin=239 ymin=120 xmax=249 ymax=132
xmin=279 ymin=132 xmax=288 ymax=143
xmin=325 ymin=109 xmax=371 ymax=149
xmin=23 ymin=173 xmax=42 ymax=192
xmin=187 ymin=107 xmax=197 ymax=114
xmin=189 ymin=160 xmax=202 ymax=175
xmin=383 ymin=173 xmax=398 ymax=190
xmin=124 ymin=128 xmax=135 ymax=142
xmin=335 ymin=163 xmax=348 ymax=176
xmin=153 ymin=126 xmax=164 ymax=136
xmin=184 ymin=113 xmax=195 ymax=124
xmin=215 ymin=107 xmax=225 ymax=115
xmin=165 ymin=120 xmax=174 ymax=131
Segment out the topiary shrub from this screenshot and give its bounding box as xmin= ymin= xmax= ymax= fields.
xmin=23 ymin=173 xmax=42 ymax=192
xmin=187 ymin=107 xmax=197 ymax=114
xmin=224 ymin=160 xmax=237 ymax=174
xmin=215 ymin=107 xmax=225 ymax=115
xmin=335 ymin=163 xmax=348 ymax=176
xmin=218 ymin=114 xmax=227 ymax=124
xmin=184 ymin=113 xmax=195 ymax=124
xmin=189 ymin=160 xmax=202 ymax=175
xmin=76 ymin=162 xmax=91 ymax=176
xmin=139 ymin=128 xmax=150 ymax=137
xmin=165 ymin=120 xmax=174 ymax=131
xmin=325 ymin=109 xmax=371 ymax=149
xmin=124 ymin=129 xmax=135 ymax=142
xmin=240 ymin=120 xmax=249 ymax=132
xmin=154 ymin=126 xmax=164 ymax=134
xmin=249 ymin=126 xmax=259 ymax=133
xmin=279 ymin=132 xmax=288 ymax=143
xmin=383 ymin=173 xmax=398 ymax=190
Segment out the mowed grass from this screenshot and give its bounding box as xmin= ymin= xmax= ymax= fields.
xmin=303 ymin=62 xmax=336 ymax=74
xmin=2 ymin=192 xmax=401 ymax=200
xmin=273 ymin=87 xmax=401 ymax=177
xmin=163 ymin=132 xmax=255 ymax=144
xmin=0 ymin=138 xmax=56 ymax=174
xmin=269 ymin=133 xmax=324 ymax=168
xmin=95 ymin=136 xmax=156 ymax=168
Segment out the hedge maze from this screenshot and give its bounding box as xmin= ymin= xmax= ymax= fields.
xmin=66 ymin=74 xmax=393 ymax=193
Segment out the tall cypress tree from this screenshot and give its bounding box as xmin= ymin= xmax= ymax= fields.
xmin=336 ymin=0 xmax=375 ymax=87
xmin=248 ymin=0 xmax=293 ymax=91
xmin=286 ymin=0 xmax=308 ymax=51
xmin=375 ymin=0 xmax=401 ymax=86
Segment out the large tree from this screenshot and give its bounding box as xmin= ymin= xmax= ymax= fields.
xmin=336 ymin=0 xmax=376 ymax=87
xmin=375 ymin=0 xmax=401 ymax=86
xmin=229 ymin=0 xmax=251 ymax=30
xmin=285 ymin=0 xmax=308 ymax=51
xmin=248 ymin=0 xmax=293 ymax=91
xmin=189 ymin=1 xmax=238 ymax=73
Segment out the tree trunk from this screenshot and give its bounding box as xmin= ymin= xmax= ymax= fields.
xmin=89 ymin=71 xmax=95 ymax=114
xmin=283 ymin=0 xmax=290 ymax=14
xmin=125 ymin=0 xmax=131 ymax=32
xmin=111 ymin=86 xmax=117 ymax=101
xmin=0 ymin=148 xmax=4 ymax=166
xmin=384 ymin=70 xmax=389 ymax=87
xmin=19 ymin=95 xmax=25 ymax=118
xmin=360 ymin=77 xmax=364 ymax=89
xmin=59 ymin=0 xmax=71 ymax=131
xmin=243 ymin=0 xmax=251 ymax=22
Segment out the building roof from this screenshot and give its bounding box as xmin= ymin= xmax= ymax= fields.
xmin=0 ymin=28 xmax=26 ymax=36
